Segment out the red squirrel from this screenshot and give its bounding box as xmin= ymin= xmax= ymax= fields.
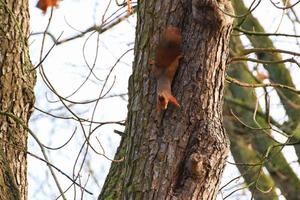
xmin=152 ymin=26 xmax=182 ymax=112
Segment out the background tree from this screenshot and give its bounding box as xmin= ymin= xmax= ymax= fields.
xmin=224 ymin=0 xmax=300 ymax=199
xmin=0 ymin=0 xmax=36 ymax=199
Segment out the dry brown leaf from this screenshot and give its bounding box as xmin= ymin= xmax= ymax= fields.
xmin=256 ymin=71 xmax=269 ymax=81
xmin=127 ymin=0 xmax=132 ymax=14
xmin=36 ymin=0 xmax=59 ymax=13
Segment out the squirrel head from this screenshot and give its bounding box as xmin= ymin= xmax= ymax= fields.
xmin=157 ymin=91 xmax=180 ymax=112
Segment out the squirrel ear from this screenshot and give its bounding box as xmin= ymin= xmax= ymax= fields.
xmin=168 ymin=95 xmax=180 ymax=108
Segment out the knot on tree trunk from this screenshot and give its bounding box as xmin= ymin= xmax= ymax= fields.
xmin=186 ymin=153 xmax=206 ymax=179
xmin=192 ymin=0 xmax=233 ymax=28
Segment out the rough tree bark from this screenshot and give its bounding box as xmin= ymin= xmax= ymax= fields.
xmin=0 ymin=0 xmax=35 ymax=200
xmin=99 ymin=0 xmax=233 ymax=199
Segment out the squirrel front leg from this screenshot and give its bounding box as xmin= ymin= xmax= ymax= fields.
xmin=155 ymin=54 xmax=182 ymax=112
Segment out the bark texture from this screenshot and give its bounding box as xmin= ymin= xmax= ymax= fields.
xmin=99 ymin=0 xmax=233 ymax=199
xmin=0 ymin=0 xmax=35 ymax=200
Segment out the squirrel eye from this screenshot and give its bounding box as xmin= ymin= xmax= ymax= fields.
xmin=158 ymin=95 xmax=165 ymax=103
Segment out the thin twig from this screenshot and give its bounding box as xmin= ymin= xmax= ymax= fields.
xmin=226 ymin=75 xmax=300 ymax=94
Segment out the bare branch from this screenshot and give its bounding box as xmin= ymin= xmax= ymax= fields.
xmin=226 ymin=75 xmax=300 ymax=94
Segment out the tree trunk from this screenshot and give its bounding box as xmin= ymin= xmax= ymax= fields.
xmin=99 ymin=1 xmax=233 ymax=200
xmin=0 ymin=0 xmax=35 ymax=200
xmin=226 ymin=34 xmax=300 ymax=200
xmin=232 ymin=0 xmax=300 ymax=164
xmin=225 ymin=36 xmax=278 ymax=199
xmin=232 ymin=0 xmax=300 ymax=131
